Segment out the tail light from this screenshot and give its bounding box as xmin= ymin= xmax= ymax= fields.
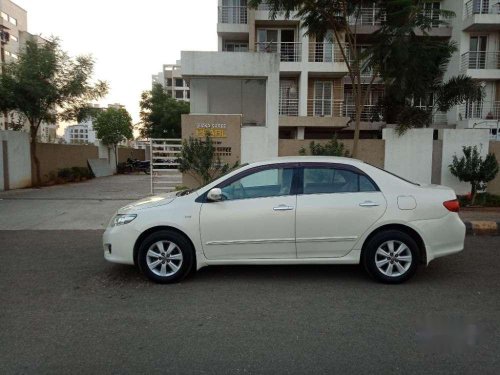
xmin=443 ymin=199 xmax=460 ymax=213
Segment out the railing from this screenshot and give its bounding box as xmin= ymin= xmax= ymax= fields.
xmin=255 ymin=42 xmax=302 ymax=62
xmin=349 ymin=7 xmax=386 ymax=26
xmin=459 ymin=101 xmax=500 ymax=120
xmin=307 ymin=99 xmax=344 ymax=117
xmin=279 ymin=98 xmax=299 ymax=116
xmin=343 ymin=104 xmax=384 ymax=122
xmin=465 ymin=0 xmax=500 ymax=18
xmin=218 ymin=6 xmax=248 ymax=24
xmin=308 ymin=42 xmax=345 ymax=63
xmin=461 ymin=51 xmax=500 ymax=71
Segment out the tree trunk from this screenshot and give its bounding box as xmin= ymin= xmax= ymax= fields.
xmin=470 ymin=183 xmax=477 ymax=206
xmin=30 ymin=126 xmax=42 ymax=187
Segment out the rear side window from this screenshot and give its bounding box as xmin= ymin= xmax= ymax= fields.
xmin=303 ymin=167 xmax=378 ymax=194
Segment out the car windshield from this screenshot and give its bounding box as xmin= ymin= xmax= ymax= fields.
xmin=368 ymin=164 xmax=420 ymax=186
xmin=175 ymin=163 xmax=249 ymax=196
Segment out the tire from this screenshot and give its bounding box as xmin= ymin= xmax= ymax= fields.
xmin=137 ymin=230 xmax=195 ymax=284
xmin=362 ymin=230 xmax=419 ymax=284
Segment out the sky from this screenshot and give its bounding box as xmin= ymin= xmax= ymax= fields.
xmin=13 ymin=0 xmax=218 ymax=134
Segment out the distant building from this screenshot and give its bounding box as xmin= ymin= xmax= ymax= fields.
xmin=1 ymin=0 xmax=58 ymax=141
xmin=152 ymin=61 xmax=190 ymax=102
xmin=63 ymin=118 xmax=96 ymax=145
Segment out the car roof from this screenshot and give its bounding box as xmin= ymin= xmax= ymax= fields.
xmin=247 ymin=156 xmax=364 ymax=167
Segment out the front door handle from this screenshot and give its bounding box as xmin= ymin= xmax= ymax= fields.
xmin=359 ymin=201 xmax=380 ymax=207
xmin=273 ymin=204 xmax=294 ymax=211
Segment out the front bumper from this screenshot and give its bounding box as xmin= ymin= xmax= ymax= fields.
xmin=103 ymin=224 xmax=141 ymax=265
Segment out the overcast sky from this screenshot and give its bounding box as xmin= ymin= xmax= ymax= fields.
xmin=14 ymin=0 xmax=217 ymax=133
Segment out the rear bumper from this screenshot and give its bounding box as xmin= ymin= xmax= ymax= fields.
xmin=411 ymin=213 xmax=465 ymax=264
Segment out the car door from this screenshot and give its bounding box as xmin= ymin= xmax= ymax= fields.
xmin=199 ymin=165 xmax=298 ymax=260
xmin=296 ymin=164 xmax=387 ymax=258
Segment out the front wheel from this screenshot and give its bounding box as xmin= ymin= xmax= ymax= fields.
xmin=137 ymin=230 xmax=195 ymax=283
xmin=362 ymin=230 xmax=419 ymax=284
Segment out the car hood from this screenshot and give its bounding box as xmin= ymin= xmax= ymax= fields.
xmin=119 ymin=191 xmax=179 ymax=213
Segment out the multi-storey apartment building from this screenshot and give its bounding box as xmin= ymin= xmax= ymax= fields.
xmin=444 ymin=0 xmax=500 ymax=136
xmin=152 ymin=61 xmax=190 ymax=102
xmin=180 ymin=0 xmax=500 ymax=164
xmin=1 ymin=0 xmax=58 ymax=141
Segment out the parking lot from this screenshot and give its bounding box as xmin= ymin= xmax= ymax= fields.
xmin=1 ymin=176 xmax=499 ymax=374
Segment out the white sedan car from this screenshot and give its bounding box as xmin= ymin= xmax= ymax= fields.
xmin=103 ymin=157 xmax=465 ymax=284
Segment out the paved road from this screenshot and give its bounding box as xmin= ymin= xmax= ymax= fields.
xmin=0 ymin=175 xmax=150 ymax=230
xmin=1 ymin=231 xmax=499 ymax=374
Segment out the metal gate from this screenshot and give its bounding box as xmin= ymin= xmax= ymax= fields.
xmin=150 ymin=138 xmax=183 ymax=194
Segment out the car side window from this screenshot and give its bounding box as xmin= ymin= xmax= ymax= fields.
xmin=220 ymin=168 xmax=294 ymax=201
xmin=303 ymin=167 xmax=377 ymax=194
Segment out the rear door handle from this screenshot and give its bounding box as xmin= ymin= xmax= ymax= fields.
xmin=359 ymin=201 xmax=380 ymax=207
xmin=273 ymin=204 xmax=294 ymax=211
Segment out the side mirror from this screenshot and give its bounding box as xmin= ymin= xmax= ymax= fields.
xmin=207 ymin=188 xmax=222 ymax=202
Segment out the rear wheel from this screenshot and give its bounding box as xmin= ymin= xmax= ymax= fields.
xmin=137 ymin=230 xmax=195 ymax=283
xmin=363 ymin=230 xmax=419 ymax=284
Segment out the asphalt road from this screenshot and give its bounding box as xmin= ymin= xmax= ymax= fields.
xmin=1 ymin=231 xmax=499 ymax=374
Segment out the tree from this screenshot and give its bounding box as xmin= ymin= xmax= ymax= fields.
xmin=139 ymin=83 xmax=190 ymax=139
xmin=0 ymin=38 xmax=107 ymax=186
xmin=93 ymin=107 xmax=134 ymax=167
xmin=449 ymin=146 xmax=499 ymax=205
xmin=177 ymin=135 xmax=239 ymax=186
xmin=299 ymin=134 xmax=350 ymax=156
xmin=373 ymin=2 xmax=483 ymax=133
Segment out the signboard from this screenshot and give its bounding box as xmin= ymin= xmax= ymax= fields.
xmin=195 ymin=123 xmax=227 ymax=138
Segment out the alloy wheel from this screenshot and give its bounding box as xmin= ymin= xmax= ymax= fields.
xmin=375 ymin=240 xmax=413 ymax=277
xmin=146 ymin=240 xmax=184 ymax=277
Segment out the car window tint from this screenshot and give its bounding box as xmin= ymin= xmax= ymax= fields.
xmin=303 ymin=167 xmax=374 ymax=194
xmin=221 ymin=168 xmax=294 ymax=201
xmin=359 ymin=174 xmax=378 ymax=192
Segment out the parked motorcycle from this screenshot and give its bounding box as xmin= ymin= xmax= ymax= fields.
xmin=126 ymin=158 xmax=151 ymax=174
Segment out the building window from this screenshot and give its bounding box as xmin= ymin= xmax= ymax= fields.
xmin=1 ymin=12 xmax=8 ymax=21
xmin=175 ymin=90 xmax=184 ymax=99
xmin=11 ymin=53 xmax=18 ymax=60
xmin=224 ymin=42 xmax=249 ymax=52
xmin=166 ymin=78 xmax=172 ymax=87
xmin=10 ymin=35 xmax=18 ymax=42
xmin=175 ymin=78 xmax=183 ymax=87
xmin=9 ymin=16 xmax=17 ymax=25
xmin=187 ymin=91 xmax=190 ymax=99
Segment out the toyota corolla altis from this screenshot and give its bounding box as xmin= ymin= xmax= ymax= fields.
xmin=103 ymin=157 xmax=465 ymax=284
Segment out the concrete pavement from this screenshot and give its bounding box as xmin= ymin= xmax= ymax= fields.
xmin=0 ymin=175 xmax=151 ymax=230
xmin=0 ymin=231 xmax=499 ymax=374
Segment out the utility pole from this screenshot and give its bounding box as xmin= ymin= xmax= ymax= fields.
xmin=0 ymin=24 xmax=10 ymax=130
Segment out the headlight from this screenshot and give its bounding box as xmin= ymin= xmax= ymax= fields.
xmin=111 ymin=214 xmax=137 ymax=227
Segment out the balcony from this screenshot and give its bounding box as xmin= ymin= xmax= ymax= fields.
xmin=459 ymin=101 xmax=500 ymax=120
xmin=279 ymin=98 xmax=299 ymax=116
xmin=348 ymin=7 xmax=385 ymax=27
xmin=307 ymin=99 xmax=344 ymax=117
xmin=255 ymin=42 xmax=302 ymax=62
xmin=463 ymin=0 xmax=500 ymax=31
xmin=460 ymin=51 xmax=500 ymax=79
xmin=308 ymin=42 xmax=344 ymax=63
xmin=343 ymin=104 xmax=384 ymax=122
xmin=218 ymin=6 xmax=247 ymax=24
